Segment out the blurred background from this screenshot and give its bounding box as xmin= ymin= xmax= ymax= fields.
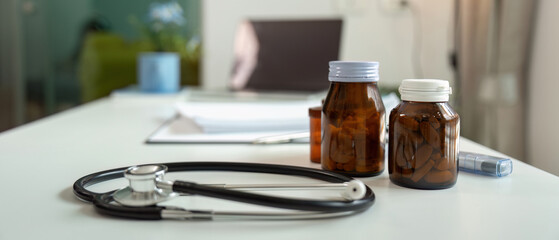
xmin=1 ymin=0 xmax=558 ymax=175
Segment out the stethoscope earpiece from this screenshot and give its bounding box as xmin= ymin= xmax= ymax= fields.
xmin=343 ymin=180 xmax=367 ymax=201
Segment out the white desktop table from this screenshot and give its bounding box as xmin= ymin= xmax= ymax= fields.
xmin=1 ymin=95 xmax=558 ymax=240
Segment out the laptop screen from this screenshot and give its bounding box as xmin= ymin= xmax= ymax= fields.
xmin=230 ymin=19 xmax=342 ymax=92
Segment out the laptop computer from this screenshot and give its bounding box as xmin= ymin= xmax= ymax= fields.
xmin=230 ymin=19 xmax=343 ymax=92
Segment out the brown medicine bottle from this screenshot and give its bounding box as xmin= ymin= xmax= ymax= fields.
xmin=309 ymin=106 xmax=322 ymax=163
xmin=388 ymin=79 xmax=460 ymax=189
xmin=322 ymin=61 xmax=386 ymax=177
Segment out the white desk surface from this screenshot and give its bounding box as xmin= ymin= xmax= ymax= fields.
xmin=1 ymin=96 xmax=558 ymax=240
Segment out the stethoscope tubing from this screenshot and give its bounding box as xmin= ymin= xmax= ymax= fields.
xmin=74 ymin=162 xmax=375 ymax=220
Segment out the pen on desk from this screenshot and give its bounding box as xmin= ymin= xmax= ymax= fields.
xmin=252 ymin=132 xmax=310 ymax=144
xmin=458 ymin=152 xmax=513 ymax=177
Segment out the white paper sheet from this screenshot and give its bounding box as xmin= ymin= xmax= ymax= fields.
xmin=146 ymin=116 xmax=309 ymax=144
xmin=175 ymin=100 xmax=320 ymax=133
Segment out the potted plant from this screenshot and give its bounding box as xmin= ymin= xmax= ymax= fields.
xmin=133 ymin=1 xmax=199 ymax=93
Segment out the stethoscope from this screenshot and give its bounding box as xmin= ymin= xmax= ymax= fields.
xmin=73 ymin=162 xmax=376 ymax=220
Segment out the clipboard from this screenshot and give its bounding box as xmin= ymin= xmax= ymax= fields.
xmin=146 ymin=116 xmax=309 ymax=144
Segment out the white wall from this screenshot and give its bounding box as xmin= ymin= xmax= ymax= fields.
xmin=202 ymin=0 xmax=454 ymax=90
xmin=528 ymin=0 xmax=559 ymax=175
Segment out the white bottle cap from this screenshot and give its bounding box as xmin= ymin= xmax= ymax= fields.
xmin=399 ymin=79 xmax=452 ymax=102
xmin=328 ymin=61 xmax=379 ymax=82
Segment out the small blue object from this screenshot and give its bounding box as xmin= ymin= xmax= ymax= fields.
xmin=458 ymin=152 xmax=513 ymax=177
xmin=138 ymin=52 xmax=180 ymax=93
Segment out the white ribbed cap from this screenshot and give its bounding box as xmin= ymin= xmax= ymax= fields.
xmin=328 ymin=61 xmax=379 ymax=82
xmin=399 ymin=79 xmax=452 ymax=102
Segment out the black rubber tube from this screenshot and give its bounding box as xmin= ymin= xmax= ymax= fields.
xmin=93 ymin=194 xmax=164 ymax=220
xmin=173 ymin=180 xmax=374 ymax=213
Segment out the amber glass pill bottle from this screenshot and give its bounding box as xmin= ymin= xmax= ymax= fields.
xmin=388 ymin=79 xmax=460 ymax=189
xmin=321 ymin=61 xmax=386 ymax=177
xmin=309 ymin=106 xmax=322 ymax=163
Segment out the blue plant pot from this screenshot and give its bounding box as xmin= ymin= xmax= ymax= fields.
xmin=138 ymin=52 xmax=180 ymax=93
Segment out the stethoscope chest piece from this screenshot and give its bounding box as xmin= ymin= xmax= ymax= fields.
xmin=112 ymin=165 xmax=178 ymax=207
